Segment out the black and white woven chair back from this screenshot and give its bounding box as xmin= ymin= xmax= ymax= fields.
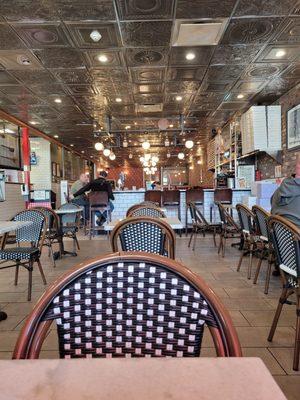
xmin=269 ymin=217 xmax=300 ymax=280
xmin=14 ymin=210 xmax=45 ymax=246
xmin=188 ymin=202 xmax=197 ymax=223
xmin=236 ymin=205 xmax=253 ymax=234
xmin=42 ymin=259 xmax=217 ymax=358
xmin=253 ymin=206 xmax=270 ymax=241
xmin=130 ymin=207 xmax=165 ymax=218
xmin=119 ymin=221 xmax=166 ymax=255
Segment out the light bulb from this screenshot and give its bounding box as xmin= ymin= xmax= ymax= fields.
xmin=142 ymin=141 xmax=150 ymax=150
xmin=185 ymin=140 xmax=194 ymax=149
xmin=165 ymin=138 xmax=170 ymax=146
xmin=129 ymin=153 xmax=133 ymax=159
xmin=109 ymin=153 xmax=116 ymax=160
xmin=176 ymin=95 xmax=182 ymax=101
xmin=98 ymin=54 xmax=108 ymax=63
xmin=167 ymin=152 xmax=171 ymax=158
xmin=123 ymin=139 xmax=128 ymax=147
xmin=94 ymin=142 xmax=104 ymax=151
xmin=178 ymin=152 xmax=185 ymax=160
xmin=275 ymin=50 xmax=286 ymax=58
xmin=144 ymin=154 xmax=151 ymax=161
xmin=151 ymin=161 xmax=157 ymax=167
xmin=103 ymin=148 xmax=111 ymax=157
xmin=90 ymin=30 xmax=102 ymax=42
xmin=186 ymin=52 xmax=195 ymax=60
xmin=152 ymin=156 xmax=159 ymax=163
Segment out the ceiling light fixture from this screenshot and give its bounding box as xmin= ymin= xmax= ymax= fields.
xmin=185 ymin=140 xmax=194 ymax=149
xmin=109 ymin=153 xmax=116 ymax=160
xmin=98 ymin=54 xmax=108 ymax=63
xmin=29 ymin=121 xmax=38 ymax=125
xmin=167 ymin=152 xmax=171 ymax=158
xmin=129 ymin=153 xmax=133 ymax=159
xmin=115 ymin=97 xmax=122 ymax=103
xmin=123 ymin=139 xmax=128 ymax=148
xmin=185 ymin=52 xmax=195 ymax=60
xmin=275 ymin=50 xmax=286 ymax=58
xmin=169 ymin=124 xmax=174 ymax=128
xmin=90 ymin=29 xmax=102 ymax=42
xmin=70 ymin=144 xmax=74 ymax=147
xmin=54 ymin=135 xmax=59 ymax=138
xmin=176 ymin=95 xmax=182 ymax=101
xmin=165 ymin=138 xmax=170 ymax=146
xmin=54 ymin=98 xmax=62 ymax=103
xmin=142 ymin=140 xmax=150 ymax=150
xmin=103 ymin=148 xmax=111 ymax=157
xmin=152 ymin=155 xmax=159 ymax=163
xmin=178 ymin=152 xmax=185 ymax=160
xmin=237 ymin=94 xmax=244 ymax=99
xmin=125 ymin=125 xmax=131 ymax=129
xmin=95 ymin=142 xmax=104 ymax=151
xmin=144 ymin=154 xmax=151 ymax=161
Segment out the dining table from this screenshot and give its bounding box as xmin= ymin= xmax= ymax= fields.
xmin=0 ymin=357 xmax=286 ymax=400
xmin=104 ymin=216 xmax=184 ymax=232
xmin=0 ymin=220 xmax=34 ymax=322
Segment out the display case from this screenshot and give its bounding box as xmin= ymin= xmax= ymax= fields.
xmin=0 ymin=121 xmax=21 ymax=170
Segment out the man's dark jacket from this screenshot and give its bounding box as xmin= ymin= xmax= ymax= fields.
xmin=74 ymin=177 xmax=114 ymax=200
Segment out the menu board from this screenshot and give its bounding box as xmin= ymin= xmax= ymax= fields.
xmin=0 ymin=122 xmax=21 ymax=169
xmin=237 ymin=165 xmax=255 ymax=189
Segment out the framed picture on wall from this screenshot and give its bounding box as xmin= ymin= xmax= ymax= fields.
xmin=287 ymin=104 xmax=300 ymax=150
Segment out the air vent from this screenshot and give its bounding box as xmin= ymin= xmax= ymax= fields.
xmin=136 ymin=103 xmax=163 ymax=113
xmin=172 ymin=19 xmax=228 ymax=46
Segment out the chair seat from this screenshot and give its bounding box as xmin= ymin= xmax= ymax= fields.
xmin=0 ymin=247 xmax=40 ymax=260
xmin=61 ymin=226 xmax=78 ymax=234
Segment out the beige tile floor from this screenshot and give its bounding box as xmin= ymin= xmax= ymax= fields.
xmin=0 ymin=232 xmax=299 ymax=399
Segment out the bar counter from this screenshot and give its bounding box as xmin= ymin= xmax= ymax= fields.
xmin=111 ymin=188 xmax=251 ymax=224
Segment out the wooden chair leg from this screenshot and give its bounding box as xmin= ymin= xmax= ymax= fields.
xmin=192 ymin=230 xmax=198 ymax=251
xmin=293 ymin=292 xmax=300 ymax=371
xmin=222 ymin=233 xmax=226 ymax=257
xmin=247 ymin=243 xmax=254 ymax=280
xmin=218 ymin=233 xmax=223 ymax=254
xmin=236 ymin=250 xmax=245 ymax=272
xmin=75 ymin=235 xmax=80 ymax=250
xmin=27 ymin=260 xmax=33 ymax=301
xmin=213 ymin=228 xmax=217 ymax=247
xmin=268 ymin=286 xmax=289 ymax=342
xmin=36 ymin=259 xmax=47 ymax=285
xmin=264 ymin=254 xmax=273 ymax=295
xmin=253 ymin=252 xmax=263 ymax=284
xmin=188 ymin=229 xmax=194 ymax=248
xmin=14 ymin=263 xmax=20 ymax=285
xmin=49 ymin=242 xmax=56 ymax=268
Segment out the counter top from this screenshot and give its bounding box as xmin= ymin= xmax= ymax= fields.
xmin=113 ymin=189 xmax=145 ymax=193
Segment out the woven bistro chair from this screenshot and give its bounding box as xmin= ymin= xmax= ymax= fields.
xmin=188 ymin=202 xmax=221 ymax=251
xmin=111 ymin=216 xmax=176 ymax=259
xmin=216 ymin=202 xmax=241 ymax=257
xmin=236 ymin=204 xmax=257 ymax=280
xmin=252 ymin=206 xmax=276 ymax=294
xmin=126 ymin=204 xmax=166 ymax=218
xmin=185 ymin=189 xmax=204 ymax=235
xmin=32 ymin=207 xmax=63 ymax=267
xmin=13 ymin=252 xmax=242 ymax=359
xmin=58 ymin=203 xmax=82 ymax=252
xmin=0 ymin=209 xmax=46 ymax=301
xmin=267 ymin=216 xmax=300 ymax=371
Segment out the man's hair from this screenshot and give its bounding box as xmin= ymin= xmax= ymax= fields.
xmin=99 ymin=170 xmax=108 ymax=178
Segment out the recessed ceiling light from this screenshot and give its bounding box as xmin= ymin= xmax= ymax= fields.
xmin=237 ymin=94 xmax=244 ymax=99
xmin=70 ymin=144 xmax=74 ymax=147
xmin=176 ymin=96 xmax=182 ymax=101
xmin=134 ymin=122 xmax=137 ymax=125
xmin=54 ymin=98 xmax=62 ymax=103
xmin=54 ymin=135 xmax=59 ymax=138
xmin=29 ymin=121 xmax=38 ymax=125
xmin=90 ymin=30 xmax=102 ymax=42
xmin=185 ymin=52 xmax=195 ymax=60
xmin=125 ymin=125 xmax=131 ymax=129
xmin=169 ymin=124 xmax=174 ymax=128
xmin=275 ymin=50 xmax=286 ymax=58
xmin=98 ymin=54 xmax=108 ymax=63
xmin=81 ymin=150 xmax=85 ymax=153
xmin=115 ymin=97 xmax=122 ymax=103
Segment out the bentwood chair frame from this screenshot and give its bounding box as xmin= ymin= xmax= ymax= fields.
xmin=145 ymin=190 xmax=162 ymax=206
xmin=252 ymin=206 xmax=276 ymax=294
xmin=13 ymin=252 xmax=242 ymax=359
xmin=216 ymin=202 xmax=241 ymax=257
xmin=111 ymin=216 xmax=176 ymax=259
xmin=162 ymin=190 xmax=181 ymax=220
xmin=185 ymin=189 xmax=204 ymax=235
xmin=188 ymin=202 xmax=221 ymax=251
xmin=126 ymin=204 xmax=166 ymax=218
xmin=236 ymin=204 xmax=257 ymax=280
xmin=267 ymin=216 xmax=300 ymax=371
xmin=0 ymin=209 xmax=46 ymax=301
xmin=32 ymin=207 xmax=63 ymax=267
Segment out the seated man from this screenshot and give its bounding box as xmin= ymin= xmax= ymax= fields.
xmin=70 ymin=173 xmax=90 ymax=220
xmin=74 ymin=170 xmax=114 ymax=225
xmin=271 ymin=156 xmax=300 ymax=229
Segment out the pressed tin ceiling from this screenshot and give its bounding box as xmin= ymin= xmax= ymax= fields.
xmin=0 ymin=0 xmax=299 ymax=166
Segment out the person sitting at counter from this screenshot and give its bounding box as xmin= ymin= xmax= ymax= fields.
xmin=74 ymin=170 xmax=114 ymax=226
xmin=70 ymin=173 xmax=90 ymax=220
xmin=271 ymin=156 xmax=300 ymax=229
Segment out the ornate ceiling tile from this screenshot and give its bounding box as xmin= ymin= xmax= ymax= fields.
xmin=85 ymin=50 xmax=124 ymax=68
xmin=66 ymin=23 xmax=121 ymax=48
xmin=52 ymin=68 xmax=92 ymax=84
xmin=116 ymin=0 xmax=174 ymax=20
xmin=0 ymin=24 xmax=25 ymax=49
xmin=56 ymin=0 xmax=115 ymax=21
xmin=211 ymin=44 xmax=261 ymax=64
xmin=11 ymin=69 xmax=57 ymax=85
xmin=134 ymin=93 xmax=163 ymax=104
xmin=222 ymin=18 xmax=283 ymax=44
xmin=257 ymin=44 xmax=300 ymax=62
xmin=0 ymin=0 xmax=58 ymax=22
xmin=218 ymin=101 xmax=248 ymax=110
xmin=130 ymin=67 xmax=165 ymax=83
xmin=0 ymin=70 xmax=20 ymax=85
xmin=243 ymin=63 xmax=286 ymax=79
xmin=280 ymin=63 xmax=300 ymax=79
xmin=126 ymin=48 xmax=169 ymax=67
xmin=66 ymin=84 xmax=99 ymax=96
xmin=121 ymin=21 xmax=172 ymax=47
xmin=34 ymin=48 xmax=86 ymax=68
xmin=90 ymin=68 xmax=129 ymax=82
xmin=165 ymin=81 xmax=200 ymax=93
xmin=167 ymin=66 xmax=206 ymax=81
xmin=0 ymin=84 xmax=30 ymax=96
xmin=30 ymin=84 xmax=67 ymax=96
xmin=205 ymin=65 xmax=245 ymax=81
xmin=176 ymin=0 xmax=236 ymax=18
xmin=274 ymin=18 xmax=300 ymax=44
xmin=134 ymin=83 xmax=163 ymax=94
xmin=234 ymin=0 xmax=296 ymax=17
xmin=170 ymin=46 xmax=214 ymax=66
xmin=12 ymin=23 xmax=71 ymax=48
xmin=232 ymin=79 xmax=266 ymax=92
xmin=200 ymin=80 xmax=233 ymax=92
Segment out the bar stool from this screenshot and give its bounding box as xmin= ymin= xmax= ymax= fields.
xmin=162 ymin=189 xmax=181 ymax=217
xmin=144 ymin=190 xmax=162 ymax=206
xmin=88 ymin=192 xmax=111 ymax=239
xmin=185 ymin=188 xmax=204 ymax=235
xmin=210 ymin=188 xmax=233 ymax=222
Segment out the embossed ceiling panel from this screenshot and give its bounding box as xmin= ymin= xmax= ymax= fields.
xmin=234 ymin=0 xmax=296 ymax=17
xmin=0 ymin=1 xmax=298 ymax=160
xmin=221 ymin=18 xmax=283 ymax=44
xmin=12 ymin=23 xmax=71 ymax=48
xmin=176 ymin=0 xmax=237 ymax=18
xmin=116 ymin=0 xmax=174 ymax=20
xmin=121 ymin=21 xmax=172 ymax=47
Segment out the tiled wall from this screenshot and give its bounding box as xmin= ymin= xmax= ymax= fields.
xmin=30 ymin=138 xmax=52 ymax=190
xmin=0 ymin=183 xmax=25 ymax=219
xmin=257 ymin=83 xmax=300 ymax=179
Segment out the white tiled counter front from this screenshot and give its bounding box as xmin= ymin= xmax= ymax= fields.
xmin=112 ymin=190 xmax=146 ymax=219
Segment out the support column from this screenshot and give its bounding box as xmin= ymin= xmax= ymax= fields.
xmin=21 ymin=127 xmax=30 ymax=206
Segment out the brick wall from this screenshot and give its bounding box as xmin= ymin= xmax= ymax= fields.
xmin=189 ymin=149 xmax=214 ymax=187
xmin=257 ymin=83 xmax=300 ymax=179
xmin=106 ymin=166 xmax=144 ymax=189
